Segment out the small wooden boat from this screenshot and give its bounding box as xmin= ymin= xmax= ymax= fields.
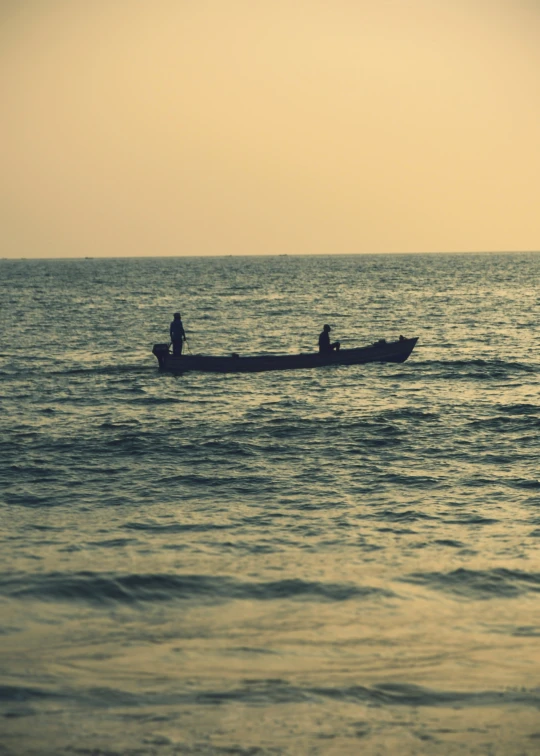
xmin=152 ymin=336 xmax=418 ymax=374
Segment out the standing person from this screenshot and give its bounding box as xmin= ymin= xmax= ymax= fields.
xmin=170 ymin=312 xmax=186 ymax=356
xmin=318 ymin=324 xmax=340 ymax=354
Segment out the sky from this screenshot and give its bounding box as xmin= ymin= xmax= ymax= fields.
xmin=1 ymin=0 xmax=540 ymax=258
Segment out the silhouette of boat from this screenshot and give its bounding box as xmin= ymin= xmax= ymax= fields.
xmin=152 ymin=336 xmax=418 ymax=374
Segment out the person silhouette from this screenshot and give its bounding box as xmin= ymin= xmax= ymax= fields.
xmin=318 ymin=324 xmax=340 ymax=354
xmin=170 ymin=312 xmax=186 ymax=356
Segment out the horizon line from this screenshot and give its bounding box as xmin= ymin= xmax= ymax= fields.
xmin=2 ymin=249 xmax=539 ymax=262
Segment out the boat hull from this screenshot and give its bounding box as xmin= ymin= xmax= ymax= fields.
xmin=152 ymin=337 xmax=418 ymax=374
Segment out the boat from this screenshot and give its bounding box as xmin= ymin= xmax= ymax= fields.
xmin=152 ymin=336 xmax=418 ymax=374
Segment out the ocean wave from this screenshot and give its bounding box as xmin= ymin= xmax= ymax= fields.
xmin=52 ymin=362 xmax=151 ymax=377
xmin=496 ymin=403 xmax=540 ymax=415
xmin=448 ymin=515 xmax=499 ymax=525
xmin=468 ymin=415 xmax=540 ymax=431
xmin=2 ymin=680 xmax=539 ymax=710
xmin=0 ymin=572 xmax=393 ymax=605
xmin=376 ymin=409 xmax=440 ymax=422
xmin=311 ymin=681 xmax=540 ymax=707
xmin=401 ymin=568 xmax=540 ymax=599
xmin=124 ymin=521 xmax=233 ymax=533
xmin=2 ymin=492 xmax=60 ymax=508
xmin=0 ymin=685 xmax=60 ymax=702
xmin=362 ymin=509 xmax=438 ymax=522
xmin=415 ymin=358 xmax=537 ymax=373
xmin=1 ymin=362 xmax=151 ymax=380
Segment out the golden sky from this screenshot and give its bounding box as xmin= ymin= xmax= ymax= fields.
xmin=2 ymin=0 xmax=539 ymax=257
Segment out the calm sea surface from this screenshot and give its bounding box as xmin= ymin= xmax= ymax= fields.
xmin=1 ymin=253 xmax=539 ymax=755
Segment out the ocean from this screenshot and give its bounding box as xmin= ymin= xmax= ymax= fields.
xmin=1 ymin=252 xmax=539 ymax=755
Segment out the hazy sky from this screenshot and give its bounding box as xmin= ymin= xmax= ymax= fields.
xmin=2 ymin=0 xmax=539 ymax=257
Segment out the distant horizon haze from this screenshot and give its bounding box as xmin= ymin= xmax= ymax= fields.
xmin=2 ymin=1 xmax=540 ymax=259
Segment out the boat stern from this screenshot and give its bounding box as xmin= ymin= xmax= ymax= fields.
xmin=152 ymin=343 xmax=170 ymax=368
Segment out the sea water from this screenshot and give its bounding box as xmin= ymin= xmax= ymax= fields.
xmin=0 ymin=253 xmax=539 ymax=755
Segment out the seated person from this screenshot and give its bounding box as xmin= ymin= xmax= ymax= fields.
xmin=318 ymin=324 xmax=340 ymax=354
